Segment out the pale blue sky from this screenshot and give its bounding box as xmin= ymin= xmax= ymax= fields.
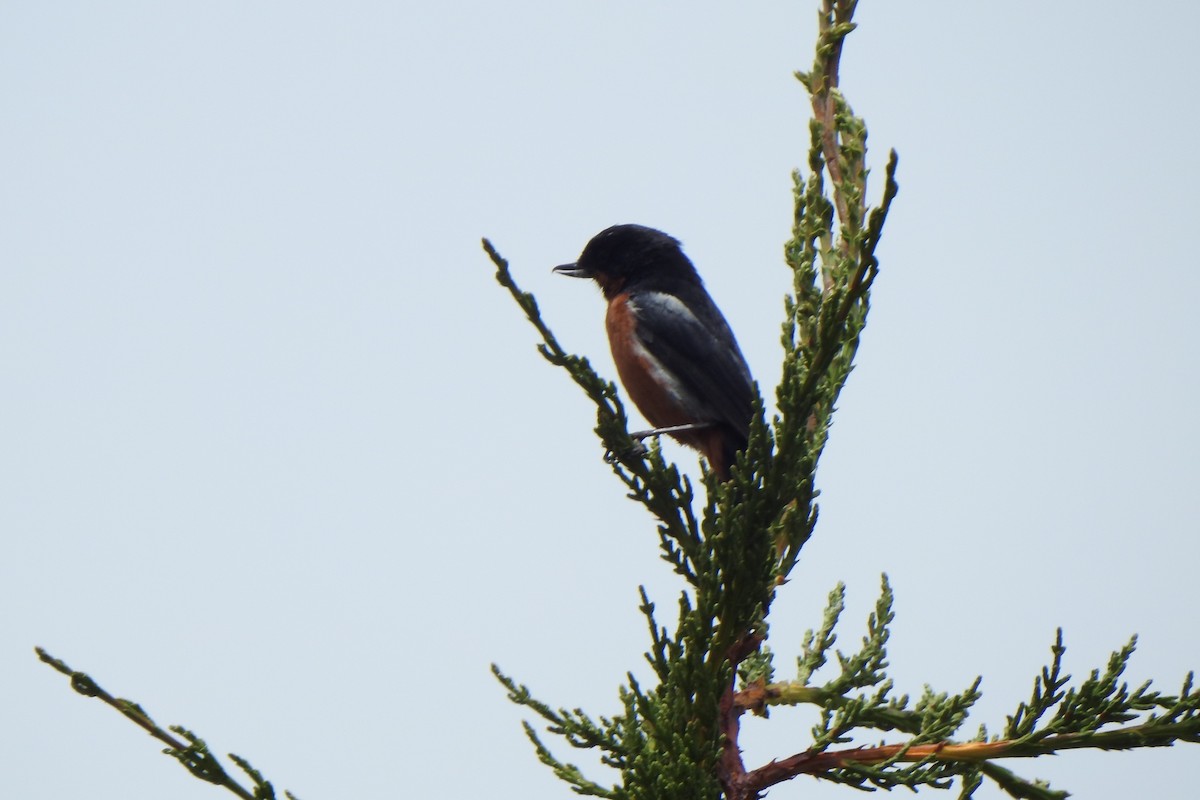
xmin=3 ymin=2 xmax=1198 ymax=798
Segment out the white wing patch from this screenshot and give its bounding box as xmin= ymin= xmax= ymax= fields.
xmin=626 ymin=292 xmax=709 ymax=420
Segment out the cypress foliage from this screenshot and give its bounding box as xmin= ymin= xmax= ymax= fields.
xmin=37 ymin=3 xmax=1200 ymax=799
xmin=483 ymin=2 xmax=1200 ymax=798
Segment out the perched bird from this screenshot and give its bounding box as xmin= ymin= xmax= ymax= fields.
xmin=554 ymin=224 xmax=754 ymax=480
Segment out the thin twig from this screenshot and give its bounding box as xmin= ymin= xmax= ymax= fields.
xmin=35 ymin=648 xmax=257 ymax=800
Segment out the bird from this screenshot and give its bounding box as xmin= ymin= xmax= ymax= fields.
xmin=554 ymin=224 xmax=754 ymax=480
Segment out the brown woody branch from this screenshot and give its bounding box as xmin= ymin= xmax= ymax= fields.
xmin=742 ymin=717 xmax=1200 ymax=794
xmin=717 ymin=633 xmax=767 ymax=799
xmin=734 ymin=680 xmax=823 ymax=713
xmin=748 ymin=739 xmax=999 ymax=792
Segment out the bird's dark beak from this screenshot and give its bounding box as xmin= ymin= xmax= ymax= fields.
xmin=553 ymin=262 xmax=592 ymax=278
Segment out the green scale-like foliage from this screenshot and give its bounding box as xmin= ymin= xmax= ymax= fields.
xmin=36 ymin=3 xmax=1200 ymax=799
xmin=483 ymin=3 xmax=1200 ymax=799
xmin=485 ymin=2 xmax=898 ymax=795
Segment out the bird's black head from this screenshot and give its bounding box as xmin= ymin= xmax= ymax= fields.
xmin=554 ymin=224 xmax=701 ymax=298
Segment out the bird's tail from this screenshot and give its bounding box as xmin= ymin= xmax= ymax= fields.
xmin=698 ymin=425 xmax=747 ymax=483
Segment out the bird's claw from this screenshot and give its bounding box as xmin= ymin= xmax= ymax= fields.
xmin=604 ymin=440 xmax=650 ymax=465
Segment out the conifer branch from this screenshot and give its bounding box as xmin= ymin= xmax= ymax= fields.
xmin=730 ymin=606 xmax=1200 ymax=796
xmin=745 ymin=702 xmax=1200 ymax=792
xmin=31 ymin=3 xmax=1198 ymax=799
xmin=487 ymin=2 xmax=1199 ymax=798
xmin=485 ymin=238 xmax=710 ymax=588
xmin=35 ymin=648 xmax=298 ymax=800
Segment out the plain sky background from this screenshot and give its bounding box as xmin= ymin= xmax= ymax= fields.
xmin=3 ymin=2 xmax=1198 ymax=798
